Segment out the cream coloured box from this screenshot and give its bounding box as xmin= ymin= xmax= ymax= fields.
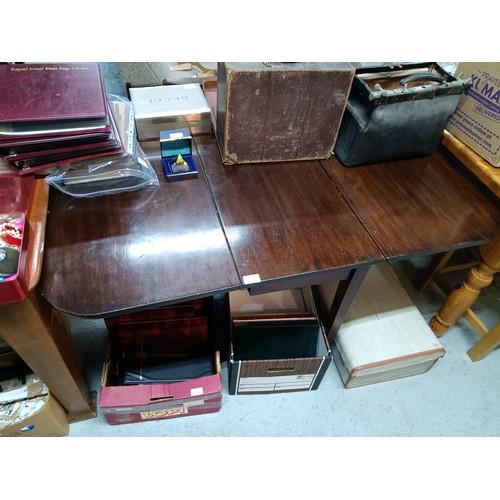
xmin=316 ymin=263 xmax=445 ymax=388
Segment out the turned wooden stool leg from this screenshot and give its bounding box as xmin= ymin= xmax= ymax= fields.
xmin=429 ymin=234 xmax=500 ymax=337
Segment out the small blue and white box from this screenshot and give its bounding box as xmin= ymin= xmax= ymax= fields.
xmin=160 ymin=128 xmax=198 ymax=180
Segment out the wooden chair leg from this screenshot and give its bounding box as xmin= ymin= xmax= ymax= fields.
xmin=429 ymin=235 xmax=500 ymax=337
xmin=418 ymin=251 xmax=454 ymax=292
xmin=468 ymin=322 xmax=500 ymax=361
xmin=429 ymin=259 xmax=496 ymax=335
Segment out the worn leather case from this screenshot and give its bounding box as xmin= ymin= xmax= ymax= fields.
xmin=216 ymin=62 xmax=354 ymax=164
xmin=334 ymin=62 xmax=471 ymax=166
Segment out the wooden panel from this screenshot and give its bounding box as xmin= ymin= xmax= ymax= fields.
xmin=321 ymin=149 xmax=500 ymax=261
xmin=195 ymin=134 xmax=384 ymax=292
xmin=23 ymin=179 xmax=49 ymax=291
xmin=441 ymin=130 xmax=500 ymax=199
xmin=39 ymin=141 xmax=240 ymax=317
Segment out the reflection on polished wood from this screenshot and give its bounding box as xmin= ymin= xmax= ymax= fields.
xmin=39 ymin=141 xmax=240 ymax=317
xmin=321 ymin=149 xmax=500 ymax=260
xmin=196 ymin=135 xmax=383 ymax=289
xmin=195 ymin=135 xmax=384 ymax=339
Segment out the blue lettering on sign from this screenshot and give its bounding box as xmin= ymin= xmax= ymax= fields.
xmin=482 ymin=83 xmax=500 ymax=104
xmin=467 ymin=73 xmax=500 ymax=115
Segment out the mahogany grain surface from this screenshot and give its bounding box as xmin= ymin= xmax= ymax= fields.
xmin=40 ymin=141 xmax=240 ymax=317
xmin=321 ymin=149 xmax=500 ymax=261
xmin=195 ymin=134 xmax=384 ymax=293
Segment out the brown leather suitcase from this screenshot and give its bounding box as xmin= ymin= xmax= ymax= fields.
xmin=216 ymin=62 xmax=354 ymax=165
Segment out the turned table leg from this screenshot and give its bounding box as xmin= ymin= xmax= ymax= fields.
xmin=429 ymin=234 xmax=500 ymax=337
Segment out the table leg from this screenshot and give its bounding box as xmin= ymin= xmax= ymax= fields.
xmin=0 ymin=288 xmax=97 ymax=423
xmin=429 ymin=234 xmax=500 ymax=337
xmin=324 ymin=266 xmax=369 ymax=343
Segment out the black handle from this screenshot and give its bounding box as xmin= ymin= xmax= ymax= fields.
xmin=400 ymin=72 xmax=446 ymax=87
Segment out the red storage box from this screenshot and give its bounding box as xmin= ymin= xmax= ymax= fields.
xmin=99 ymin=298 xmax=223 ymax=425
xmin=98 ymin=352 xmax=222 ymax=425
xmin=104 ymin=299 xmax=210 ymax=347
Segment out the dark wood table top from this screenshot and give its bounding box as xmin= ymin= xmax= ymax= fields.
xmin=321 ymin=147 xmax=500 ymax=261
xmin=195 ymin=134 xmax=384 ymax=294
xmin=40 ymin=133 xmax=500 ymax=318
xmin=39 ymin=140 xmax=241 ymax=317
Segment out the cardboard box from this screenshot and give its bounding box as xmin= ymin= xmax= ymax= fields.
xmin=98 ymin=352 xmax=222 ymax=425
xmin=0 ymin=372 xmax=46 ymax=404
xmin=446 ymin=62 xmax=500 ymax=167
xmin=216 ymin=62 xmax=354 ymax=164
xmin=129 ymin=84 xmax=211 ymax=140
xmin=228 ymin=287 xmax=331 ymax=395
xmin=0 ymin=376 xmax=68 ymax=437
xmin=316 ymin=263 xmax=445 ymax=388
xmin=99 ymin=298 xmax=223 ymax=425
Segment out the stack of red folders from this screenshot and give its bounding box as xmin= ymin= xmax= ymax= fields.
xmin=0 ymin=63 xmax=123 ymax=175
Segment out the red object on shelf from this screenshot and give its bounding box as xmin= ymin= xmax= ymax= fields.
xmin=0 ymin=174 xmax=35 ymax=304
xmin=0 ymin=222 xmax=23 ymax=246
